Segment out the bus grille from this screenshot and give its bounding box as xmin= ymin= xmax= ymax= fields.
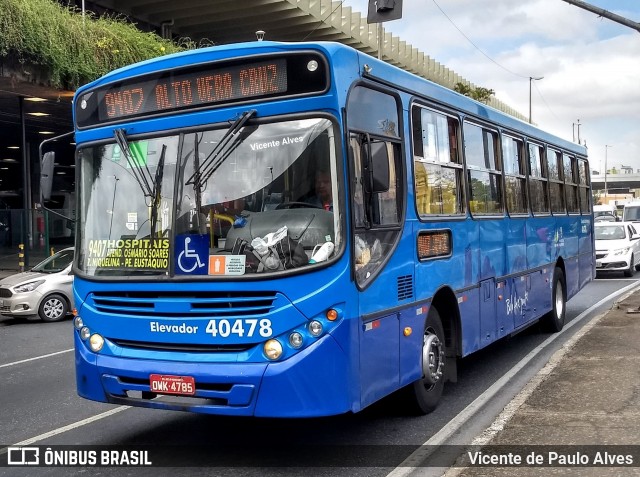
xmin=89 ymin=290 xmax=277 ymax=318
xmin=110 ymin=339 xmax=254 ymax=353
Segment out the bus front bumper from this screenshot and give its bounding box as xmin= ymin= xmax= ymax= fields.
xmin=75 ymin=332 xmax=352 ymax=417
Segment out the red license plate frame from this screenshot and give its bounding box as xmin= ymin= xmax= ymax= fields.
xmin=149 ymin=374 xmax=196 ymax=396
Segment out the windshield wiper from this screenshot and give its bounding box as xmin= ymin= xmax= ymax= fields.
xmin=114 ymin=128 xmax=154 ymax=198
xmin=185 ymin=109 xmax=256 ymax=191
xmin=150 ymin=144 xmax=167 ymax=237
xmin=114 ymin=130 xmax=168 ymax=237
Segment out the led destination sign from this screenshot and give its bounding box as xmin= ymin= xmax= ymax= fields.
xmin=76 ymin=53 xmax=328 ymax=128
xmin=99 ymin=59 xmax=286 ymax=121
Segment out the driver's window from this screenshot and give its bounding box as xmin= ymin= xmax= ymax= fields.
xmin=348 ymin=133 xmax=402 ymax=286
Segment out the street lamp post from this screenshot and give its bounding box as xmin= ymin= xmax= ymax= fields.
xmin=604 ymin=144 xmax=613 ymax=202
xmin=529 ymin=76 xmax=544 ymax=124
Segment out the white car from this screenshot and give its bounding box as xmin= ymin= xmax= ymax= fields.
xmin=0 ymin=247 xmax=74 ymax=322
xmin=594 ymin=222 xmax=640 ymax=277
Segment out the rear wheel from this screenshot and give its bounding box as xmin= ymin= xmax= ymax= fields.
xmin=542 ymin=267 xmax=566 ymax=332
xmin=38 ymin=294 xmax=69 ymax=322
xmin=405 ymin=306 xmax=446 ymax=414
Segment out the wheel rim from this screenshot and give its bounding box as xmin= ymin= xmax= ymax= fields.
xmin=421 ymin=327 xmax=444 ymax=388
xmin=43 ymin=298 xmax=64 ymax=320
xmin=554 ymin=281 xmax=565 ymax=320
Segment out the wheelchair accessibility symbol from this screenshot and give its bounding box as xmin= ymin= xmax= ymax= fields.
xmin=175 ymin=234 xmax=208 ymax=275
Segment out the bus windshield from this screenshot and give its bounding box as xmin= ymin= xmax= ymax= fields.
xmin=77 ymin=116 xmax=341 ymax=277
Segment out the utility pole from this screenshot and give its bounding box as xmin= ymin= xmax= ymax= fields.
xmin=604 ymin=148 xmax=607 ymax=202
xmin=529 ymin=76 xmax=543 ymax=124
xmin=560 ymin=0 xmax=640 ymax=33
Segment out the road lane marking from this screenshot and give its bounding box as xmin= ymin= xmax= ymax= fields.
xmin=385 ymin=280 xmax=640 ymax=476
xmin=0 ymin=406 xmax=131 ymax=453
xmin=0 ymin=348 xmax=73 ymax=369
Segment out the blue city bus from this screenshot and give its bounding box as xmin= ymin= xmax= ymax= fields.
xmin=43 ymin=40 xmax=593 ymax=417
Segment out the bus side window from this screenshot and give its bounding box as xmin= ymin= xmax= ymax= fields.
xmin=411 ymin=105 xmax=464 ymax=217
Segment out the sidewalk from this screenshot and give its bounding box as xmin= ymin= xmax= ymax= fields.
xmin=443 ymin=286 xmax=640 ymax=476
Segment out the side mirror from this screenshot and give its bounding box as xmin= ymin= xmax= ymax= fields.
xmin=41 ymin=151 xmax=55 ymax=201
xmin=362 ymin=137 xmax=390 ymax=194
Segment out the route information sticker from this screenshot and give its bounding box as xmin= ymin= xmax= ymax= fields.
xmin=85 ymin=238 xmax=169 ymax=271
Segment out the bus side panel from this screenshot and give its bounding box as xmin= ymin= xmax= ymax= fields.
xmin=458 ymin=287 xmax=481 ymax=356
xmin=399 ymin=306 xmax=428 ymax=387
xmin=506 ymin=218 xmax=527 ymax=276
xmin=526 ymin=217 xmax=552 ymax=269
xmin=578 ymin=216 xmax=594 ymax=291
xmin=478 ymin=278 xmax=497 ymax=349
xmin=532 ymin=267 xmax=553 ymax=319
xmin=413 ymin=221 xmax=475 ymax=302
xmin=479 ymin=219 xmax=505 ymax=279
xmin=563 ymin=216 xmax=580 ymax=258
xmin=564 ymin=256 xmax=580 ymax=299
xmin=359 ymin=313 xmax=399 ymax=409
xmin=495 ymin=280 xmax=514 ymax=337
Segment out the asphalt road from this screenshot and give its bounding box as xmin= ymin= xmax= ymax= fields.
xmin=0 ymin=276 xmax=633 ymax=477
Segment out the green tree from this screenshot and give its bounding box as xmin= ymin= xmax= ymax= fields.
xmin=454 ymin=82 xmax=495 ymax=104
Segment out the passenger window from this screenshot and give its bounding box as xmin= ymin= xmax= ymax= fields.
xmin=564 ymin=154 xmax=579 ymax=213
xmin=502 ymin=135 xmax=528 ymax=215
xmin=549 ymin=149 xmax=566 ymax=215
xmin=411 ymin=105 xmax=464 ymax=216
xmin=463 ymin=122 xmax=502 ymax=215
xmin=528 ymin=143 xmax=549 ymax=215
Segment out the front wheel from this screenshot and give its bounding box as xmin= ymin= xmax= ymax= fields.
xmin=625 ymin=254 xmax=636 ymax=277
xmin=38 ymin=294 xmax=69 ymax=322
xmin=405 ymin=306 xmax=446 ymax=414
xmin=542 ymin=267 xmax=566 ymax=332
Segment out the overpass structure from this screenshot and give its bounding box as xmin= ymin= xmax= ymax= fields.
xmin=0 ymin=0 xmax=528 ymax=205
xmin=591 ymin=172 xmax=640 ymax=196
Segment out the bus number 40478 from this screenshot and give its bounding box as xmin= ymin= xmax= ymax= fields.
xmin=205 ymin=318 xmax=272 ymax=338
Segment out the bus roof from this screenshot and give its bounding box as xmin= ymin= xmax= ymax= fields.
xmin=75 ymin=40 xmax=586 ymax=157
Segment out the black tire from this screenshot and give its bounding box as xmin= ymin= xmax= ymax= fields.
xmin=624 ymin=255 xmax=635 ymax=277
xmin=38 ymin=293 xmax=69 ymax=322
xmin=542 ymin=267 xmax=566 ymax=332
xmin=405 ymin=306 xmax=446 ymax=414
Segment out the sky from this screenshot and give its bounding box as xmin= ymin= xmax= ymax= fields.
xmin=342 ymin=0 xmax=640 ymax=175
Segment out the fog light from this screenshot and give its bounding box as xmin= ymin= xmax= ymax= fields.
xmin=264 ymin=339 xmax=283 ymax=360
xmin=309 ymin=320 xmax=323 ymax=337
xmin=89 ymin=334 xmax=104 ymax=352
xmin=289 ymin=332 xmax=303 ymax=349
xmin=73 ymin=316 xmax=84 ymax=330
xmin=307 ymin=60 xmax=319 ymax=72
xmin=80 ymin=327 xmax=91 ymax=340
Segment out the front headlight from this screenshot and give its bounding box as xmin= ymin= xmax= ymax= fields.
xmin=14 ymin=280 xmax=45 ymax=293
xmin=613 ymin=247 xmax=631 ymax=256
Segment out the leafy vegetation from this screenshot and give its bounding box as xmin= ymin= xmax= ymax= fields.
xmin=0 ymin=0 xmax=196 ymax=90
xmin=454 ymin=82 xmax=495 ymax=104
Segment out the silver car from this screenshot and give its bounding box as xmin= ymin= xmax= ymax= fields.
xmin=0 ymin=247 xmax=74 ymax=322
